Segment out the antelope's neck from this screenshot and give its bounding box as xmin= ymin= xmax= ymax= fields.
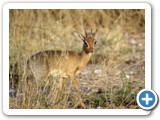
xmin=80 ymin=51 xmax=92 ymax=67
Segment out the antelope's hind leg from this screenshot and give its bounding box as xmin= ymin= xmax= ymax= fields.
xmin=55 ymin=77 xmax=64 ymax=103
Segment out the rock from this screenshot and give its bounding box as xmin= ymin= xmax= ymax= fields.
xmin=94 ymin=69 xmax=102 ymax=76
xmin=97 ymin=106 xmax=103 ymax=109
xmin=9 ymin=88 xmax=16 ymax=94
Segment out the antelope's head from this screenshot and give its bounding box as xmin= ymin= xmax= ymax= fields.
xmin=79 ymin=29 xmax=97 ymax=54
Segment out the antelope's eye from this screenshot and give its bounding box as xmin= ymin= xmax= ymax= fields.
xmin=84 ymin=41 xmax=88 ymax=47
xmin=94 ymin=41 xmax=97 ymax=45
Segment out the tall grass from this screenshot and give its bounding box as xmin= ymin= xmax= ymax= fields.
xmin=9 ymin=9 xmax=145 ymax=109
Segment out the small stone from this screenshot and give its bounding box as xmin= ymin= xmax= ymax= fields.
xmin=126 ymin=74 xmax=130 ymax=79
xmin=97 ymin=106 xmax=103 ymax=109
xmin=94 ymin=69 xmax=102 ymax=75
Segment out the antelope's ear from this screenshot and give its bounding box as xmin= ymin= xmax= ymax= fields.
xmin=78 ymin=33 xmax=85 ymax=41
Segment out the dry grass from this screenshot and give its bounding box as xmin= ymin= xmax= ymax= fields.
xmin=9 ymin=9 xmax=145 ymax=109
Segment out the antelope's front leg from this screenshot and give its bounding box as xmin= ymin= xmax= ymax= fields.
xmin=70 ymin=75 xmax=85 ymax=108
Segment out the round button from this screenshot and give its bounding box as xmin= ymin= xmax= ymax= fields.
xmin=137 ymin=89 xmax=158 ymax=110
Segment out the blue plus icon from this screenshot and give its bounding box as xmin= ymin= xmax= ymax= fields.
xmin=137 ymin=89 xmax=158 ymax=110
xmin=142 ymin=93 xmax=153 ymax=105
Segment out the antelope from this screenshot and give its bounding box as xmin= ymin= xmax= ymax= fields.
xmin=26 ymin=29 xmax=97 ymax=108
